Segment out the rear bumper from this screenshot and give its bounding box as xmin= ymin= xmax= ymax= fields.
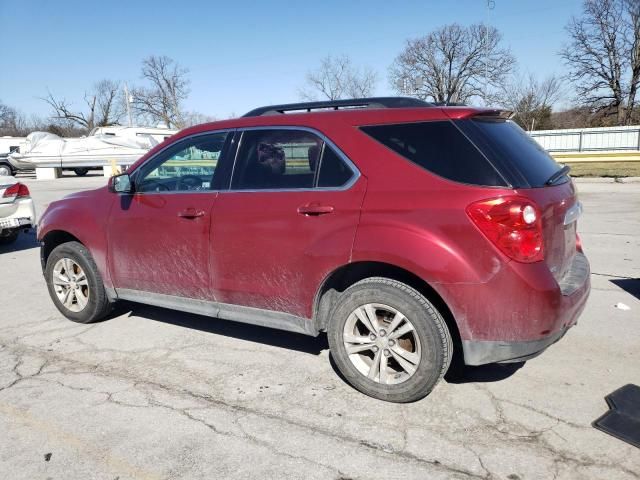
xmin=462 ymin=326 xmax=570 ymax=365
xmin=0 ymin=197 xmax=36 ymax=234
xmin=440 ymin=252 xmax=591 ymax=366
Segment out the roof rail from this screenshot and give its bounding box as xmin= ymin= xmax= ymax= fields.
xmin=432 ymin=101 xmax=467 ymax=107
xmin=242 ymin=97 xmax=433 ymax=117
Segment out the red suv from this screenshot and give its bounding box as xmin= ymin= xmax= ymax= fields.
xmin=38 ymin=98 xmax=590 ymax=402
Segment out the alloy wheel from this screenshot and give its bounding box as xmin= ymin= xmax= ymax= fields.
xmin=52 ymin=258 xmax=90 ymax=312
xmin=342 ymin=303 xmax=421 ymax=385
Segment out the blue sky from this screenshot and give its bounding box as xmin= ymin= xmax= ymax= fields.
xmin=0 ymin=0 xmax=583 ymax=120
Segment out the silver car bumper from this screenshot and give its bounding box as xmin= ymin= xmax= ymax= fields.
xmin=0 ymin=197 xmax=36 ymax=233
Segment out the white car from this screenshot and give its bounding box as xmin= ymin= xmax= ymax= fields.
xmin=0 ymin=177 xmax=36 ymax=246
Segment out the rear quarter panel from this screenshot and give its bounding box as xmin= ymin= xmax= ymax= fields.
xmin=345 ymin=126 xmax=517 ymax=339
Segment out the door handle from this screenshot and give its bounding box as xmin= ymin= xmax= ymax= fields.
xmin=297 ymin=204 xmax=334 ymax=216
xmin=178 ymin=208 xmax=206 ymax=219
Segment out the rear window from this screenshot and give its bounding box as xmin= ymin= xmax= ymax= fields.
xmin=361 ymin=121 xmax=506 ymax=186
xmin=456 ymin=119 xmax=563 ymax=188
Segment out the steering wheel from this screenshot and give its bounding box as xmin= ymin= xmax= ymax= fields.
xmin=178 ymin=175 xmax=203 ymax=190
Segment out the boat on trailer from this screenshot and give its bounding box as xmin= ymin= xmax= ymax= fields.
xmin=7 ymin=126 xmax=177 ymax=173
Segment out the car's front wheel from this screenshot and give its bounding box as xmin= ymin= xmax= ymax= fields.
xmin=328 ymin=277 xmax=453 ymax=403
xmin=45 ymin=241 xmax=112 ymax=323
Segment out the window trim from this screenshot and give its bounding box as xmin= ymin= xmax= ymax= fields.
xmin=131 ymin=129 xmax=234 ymax=195
xmin=225 ymin=126 xmax=360 ymax=193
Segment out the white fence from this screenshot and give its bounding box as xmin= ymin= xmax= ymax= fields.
xmin=530 ymin=125 xmax=640 ymax=152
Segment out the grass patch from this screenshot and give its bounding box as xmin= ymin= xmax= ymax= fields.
xmin=566 ymin=161 xmax=640 ymax=177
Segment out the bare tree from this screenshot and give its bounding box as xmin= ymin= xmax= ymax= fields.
xmin=560 ymin=0 xmax=640 ymax=125
xmin=183 ymin=111 xmax=217 ymax=127
xmin=131 ymin=55 xmax=190 ymax=128
xmin=389 ymin=23 xmax=515 ymax=105
xmin=42 ymin=79 xmax=124 ymax=131
xmin=499 ymin=74 xmax=563 ymax=130
xmin=299 ymin=55 xmax=378 ymax=101
xmin=0 ymin=101 xmax=18 ymax=132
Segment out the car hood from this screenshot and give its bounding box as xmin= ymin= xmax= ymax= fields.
xmin=63 ymin=185 xmax=109 ymax=200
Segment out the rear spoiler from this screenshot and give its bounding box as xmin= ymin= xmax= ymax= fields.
xmin=470 ymin=109 xmax=514 ymax=120
xmin=441 ymin=107 xmax=514 ymax=121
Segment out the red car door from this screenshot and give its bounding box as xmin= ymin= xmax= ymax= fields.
xmin=210 ymin=128 xmax=366 ymax=319
xmin=107 ymin=131 xmax=231 ymax=300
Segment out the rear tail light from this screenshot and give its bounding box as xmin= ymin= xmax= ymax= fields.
xmin=2 ymin=183 xmax=30 ymax=199
xmin=466 ymin=196 xmax=544 ymax=263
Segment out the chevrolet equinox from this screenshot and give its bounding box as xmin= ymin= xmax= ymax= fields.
xmin=38 ymin=97 xmax=590 ymax=402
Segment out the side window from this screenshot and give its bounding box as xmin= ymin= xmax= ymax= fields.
xmin=361 ymin=121 xmax=506 ymax=187
xmin=318 ymin=146 xmax=354 ymax=188
xmin=136 ymin=132 xmax=229 ymax=193
xmin=231 ymin=130 xmax=321 ymax=190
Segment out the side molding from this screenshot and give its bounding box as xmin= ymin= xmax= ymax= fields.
xmin=115 ymin=289 xmax=319 ymax=337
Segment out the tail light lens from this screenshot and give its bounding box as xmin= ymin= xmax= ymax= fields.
xmin=2 ymin=183 xmax=30 ymax=199
xmin=466 ymin=196 xmax=544 ymax=263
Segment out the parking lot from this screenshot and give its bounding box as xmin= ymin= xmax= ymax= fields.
xmin=0 ymin=174 xmax=638 ymax=480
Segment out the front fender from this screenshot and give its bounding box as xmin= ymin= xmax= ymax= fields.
xmin=38 ymin=188 xmax=115 ymax=289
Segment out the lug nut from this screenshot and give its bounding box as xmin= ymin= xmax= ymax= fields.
xmin=379 ymin=329 xmax=387 ymax=337
xmin=383 ymin=349 xmax=391 ymax=357
xmin=372 ymin=346 xmax=379 ymax=353
xmin=369 ymin=333 xmax=377 ymax=341
xmin=388 ymin=339 xmax=396 ymax=347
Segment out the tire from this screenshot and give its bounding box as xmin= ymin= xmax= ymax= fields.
xmin=73 ymin=168 xmax=89 ymax=176
xmin=327 ymin=277 xmax=453 ymax=403
xmin=0 ymin=231 xmax=19 ymax=246
xmin=45 ymin=241 xmax=112 ymax=323
xmin=0 ymin=162 xmax=14 ymax=176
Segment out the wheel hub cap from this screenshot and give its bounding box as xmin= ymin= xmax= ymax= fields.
xmin=342 ymin=303 xmax=422 ymax=385
xmin=52 ymin=258 xmax=90 ymax=313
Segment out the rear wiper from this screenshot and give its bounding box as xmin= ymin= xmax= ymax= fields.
xmin=546 ymin=164 xmax=571 ymax=185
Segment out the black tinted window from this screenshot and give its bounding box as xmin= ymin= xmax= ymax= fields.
xmin=456 ymin=119 xmax=563 ymax=188
xmin=361 ymin=121 xmax=506 ymax=186
xmin=232 ymin=130 xmax=320 ymax=190
xmin=318 ymin=146 xmax=353 ymax=187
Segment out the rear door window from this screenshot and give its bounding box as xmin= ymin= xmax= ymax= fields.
xmin=361 ymin=121 xmax=507 ymax=186
xmin=456 ymin=119 xmax=564 ymax=188
xmin=231 ymin=129 xmax=356 ymax=190
xmin=232 ymin=130 xmax=319 ymax=190
xmin=317 ymin=146 xmax=354 ymax=188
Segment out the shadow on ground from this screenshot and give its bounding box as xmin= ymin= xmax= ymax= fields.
xmin=610 ymin=278 xmax=640 ymax=300
xmin=112 ymin=301 xmax=526 ymax=387
xmin=113 ymin=301 xmax=329 ymax=355
xmin=444 ymin=361 xmax=525 ymax=384
xmin=0 ymin=229 xmax=39 ymax=254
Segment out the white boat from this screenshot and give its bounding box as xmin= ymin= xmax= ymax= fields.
xmin=7 ymin=126 xmax=177 ymax=171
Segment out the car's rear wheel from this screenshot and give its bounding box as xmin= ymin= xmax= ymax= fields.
xmin=328 ymin=277 xmax=452 ymax=403
xmin=45 ymin=241 xmax=112 ymax=323
xmin=73 ymin=168 xmax=89 ymax=176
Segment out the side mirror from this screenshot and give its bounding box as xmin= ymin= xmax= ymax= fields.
xmin=108 ymin=173 xmax=133 ymax=193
